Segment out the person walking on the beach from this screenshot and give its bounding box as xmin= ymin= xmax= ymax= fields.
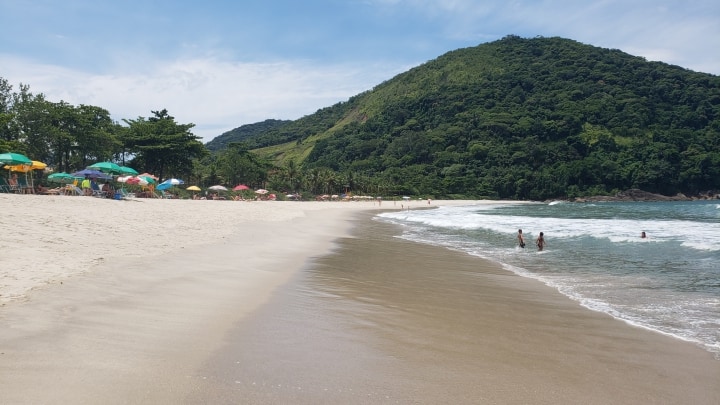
xmin=517 ymin=229 xmax=525 ymax=248
xmin=536 ymin=232 xmax=545 ymax=251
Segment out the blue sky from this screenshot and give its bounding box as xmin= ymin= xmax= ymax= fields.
xmin=1 ymin=0 xmax=719 ymax=142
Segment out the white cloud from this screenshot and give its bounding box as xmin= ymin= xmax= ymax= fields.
xmin=0 ymin=55 xmax=400 ymax=142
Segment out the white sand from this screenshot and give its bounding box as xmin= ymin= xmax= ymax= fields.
xmin=0 ymin=194 xmax=463 ymax=304
xmin=0 ymin=193 xmax=479 ymax=403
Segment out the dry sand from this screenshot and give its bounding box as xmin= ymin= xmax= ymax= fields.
xmin=1 ymin=194 xmax=718 ymax=404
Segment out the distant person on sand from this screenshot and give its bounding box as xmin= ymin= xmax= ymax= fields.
xmin=536 ymin=232 xmax=545 ymax=251
xmin=9 ymin=173 xmax=19 ymax=192
xmin=517 ymin=229 xmax=525 ymax=248
xmin=81 ymin=176 xmax=91 ymax=196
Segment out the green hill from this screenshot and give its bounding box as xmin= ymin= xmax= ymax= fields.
xmin=205 ymin=119 xmax=291 ymax=152
xmin=228 ymin=35 xmax=720 ymax=199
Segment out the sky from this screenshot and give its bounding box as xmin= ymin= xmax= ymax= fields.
xmin=1 ymin=0 xmax=719 ymax=142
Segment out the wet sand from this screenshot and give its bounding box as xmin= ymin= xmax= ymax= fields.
xmin=186 ymin=213 xmax=720 ymax=404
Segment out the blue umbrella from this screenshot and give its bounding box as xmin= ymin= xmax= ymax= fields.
xmin=157 ymin=178 xmax=184 ymax=191
xmin=71 ymin=169 xmax=112 ymax=180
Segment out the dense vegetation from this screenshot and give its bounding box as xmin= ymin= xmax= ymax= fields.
xmin=205 ymin=119 xmax=291 ymax=152
xmin=248 ymin=36 xmax=720 ymax=199
xmin=2 ymin=36 xmax=719 ymax=199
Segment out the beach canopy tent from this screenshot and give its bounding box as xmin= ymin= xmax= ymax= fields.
xmin=0 ymin=152 xmax=32 ymax=166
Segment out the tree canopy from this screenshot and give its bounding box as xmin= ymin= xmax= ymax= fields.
xmin=123 ymin=109 xmax=207 ymax=181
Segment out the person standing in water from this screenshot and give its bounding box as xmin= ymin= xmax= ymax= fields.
xmin=536 ymin=232 xmax=546 ymax=251
xmin=517 ymin=229 xmax=525 ymax=248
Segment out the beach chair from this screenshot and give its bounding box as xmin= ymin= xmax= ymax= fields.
xmin=2 ymin=176 xmax=21 ymax=193
xmin=0 ymin=176 xmax=12 ymax=193
xmin=17 ymin=176 xmax=33 ymax=194
xmin=90 ymin=182 xmax=106 ymax=198
xmin=118 ymin=188 xmax=136 ymax=199
xmin=64 ymin=185 xmax=83 ymax=196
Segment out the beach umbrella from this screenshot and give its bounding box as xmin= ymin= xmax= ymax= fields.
xmin=3 ymin=160 xmax=47 ymax=172
xmin=186 ymin=185 xmax=201 ymax=191
xmin=208 ymin=185 xmax=228 ymax=191
xmin=137 ymin=175 xmax=156 ymax=184
xmin=0 ymin=152 xmax=32 ymax=166
xmin=138 ymin=172 xmax=159 ymax=181
xmin=157 ymin=178 xmax=182 ymax=192
xmin=47 ymin=172 xmax=77 ymax=184
xmin=119 ymin=166 xmax=138 ymax=176
xmin=160 ymin=178 xmax=184 ymax=186
xmin=87 ymin=161 xmax=122 ymax=174
xmin=254 ymin=188 xmax=269 ymax=195
xmin=71 ymin=169 xmax=112 ymax=180
xmin=121 ymin=176 xmax=148 ymax=186
xmin=233 ymin=184 xmax=250 ymax=191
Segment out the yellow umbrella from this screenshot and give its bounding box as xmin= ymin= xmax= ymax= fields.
xmin=186 ymin=185 xmax=201 ymax=191
xmin=3 ymin=160 xmax=47 ymax=172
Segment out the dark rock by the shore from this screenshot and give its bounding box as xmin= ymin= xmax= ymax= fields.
xmin=571 ymin=189 xmax=719 ymax=203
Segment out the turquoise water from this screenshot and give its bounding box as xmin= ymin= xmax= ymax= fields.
xmin=377 ymin=201 xmax=720 ymax=357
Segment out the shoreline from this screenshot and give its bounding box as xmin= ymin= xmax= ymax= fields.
xmin=186 ymin=213 xmax=720 ymax=404
xmin=1 ymin=196 xmax=717 ymax=403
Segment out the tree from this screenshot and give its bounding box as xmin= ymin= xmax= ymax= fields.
xmin=217 ymin=142 xmax=270 ymax=187
xmin=123 ymin=109 xmax=207 ymax=181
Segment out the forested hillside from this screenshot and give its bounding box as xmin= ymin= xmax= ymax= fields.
xmin=242 ymin=35 xmax=720 ymax=199
xmin=205 ymin=119 xmax=291 ymax=152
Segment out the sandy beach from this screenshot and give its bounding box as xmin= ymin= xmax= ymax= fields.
xmin=1 ymin=194 xmax=718 ymax=404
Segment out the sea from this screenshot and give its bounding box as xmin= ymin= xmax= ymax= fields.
xmin=376 ymin=200 xmax=720 ymax=358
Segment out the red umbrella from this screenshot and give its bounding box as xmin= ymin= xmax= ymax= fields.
xmin=233 ymin=184 xmax=250 ymax=191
